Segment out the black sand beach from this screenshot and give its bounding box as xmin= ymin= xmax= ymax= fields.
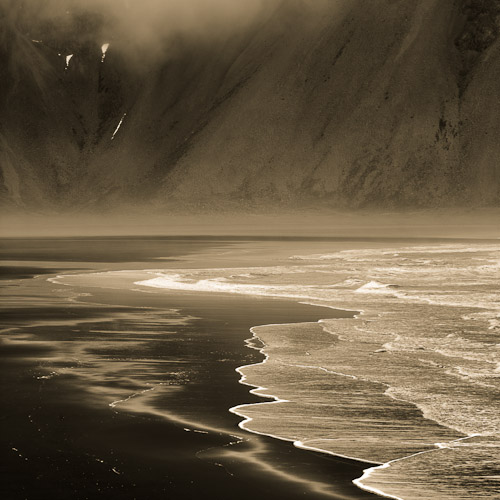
xmin=1 ymin=237 xmax=378 ymax=499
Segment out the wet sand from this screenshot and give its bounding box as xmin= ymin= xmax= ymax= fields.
xmin=1 ymin=237 xmax=378 ymax=499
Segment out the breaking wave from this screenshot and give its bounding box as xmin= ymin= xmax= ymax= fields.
xmin=57 ymin=241 xmax=500 ymax=499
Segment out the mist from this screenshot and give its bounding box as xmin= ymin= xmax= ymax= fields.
xmin=2 ymin=210 xmax=499 ymax=239
xmin=1 ymin=0 xmax=499 ymax=213
xmin=2 ymin=0 xmax=278 ymax=63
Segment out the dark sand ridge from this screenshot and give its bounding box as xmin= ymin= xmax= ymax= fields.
xmin=1 ymin=240 xmax=379 ymax=499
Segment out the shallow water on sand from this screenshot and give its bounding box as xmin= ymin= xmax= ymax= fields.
xmin=1 ymin=237 xmax=378 ymax=500
xmin=3 ymin=237 xmax=499 ymax=499
xmin=127 ymin=240 xmax=500 ymax=500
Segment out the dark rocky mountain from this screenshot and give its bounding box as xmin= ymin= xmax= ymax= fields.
xmin=1 ymin=0 xmax=499 ymax=212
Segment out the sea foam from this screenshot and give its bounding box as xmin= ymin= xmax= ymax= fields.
xmin=136 ymin=241 xmax=500 ymax=499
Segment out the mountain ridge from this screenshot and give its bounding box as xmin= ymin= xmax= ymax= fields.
xmin=1 ymin=0 xmax=499 ymax=212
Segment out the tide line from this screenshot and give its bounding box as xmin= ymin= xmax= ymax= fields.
xmin=229 ymin=322 xmax=381 ymax=470
xmin=353 ymin=434 xmax=482 ymax=500
xmin=229 ymin=315 xmax=485 ymax=500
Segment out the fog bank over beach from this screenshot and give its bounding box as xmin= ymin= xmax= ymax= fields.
xmin=1 ymin=210 xmax=499 ymax=239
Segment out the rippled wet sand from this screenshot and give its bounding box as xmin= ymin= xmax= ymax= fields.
xmin=1 ymin=237 xmax=377 ymax=500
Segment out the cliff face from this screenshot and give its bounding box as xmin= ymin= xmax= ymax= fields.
xmin=1 ymin=0 xmax=499 ymax=211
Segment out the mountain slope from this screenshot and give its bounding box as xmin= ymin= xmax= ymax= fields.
xmin=0 ymin=0 xmax=499 ymax=211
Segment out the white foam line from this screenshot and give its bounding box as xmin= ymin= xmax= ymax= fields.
xmin=45 ymin=266 xmax=489 ymax=497
xmin=230 ymin=325 xmax=293 ymax=425
xmin=229 ymin=323 xmax=379 ymax=466
xmin=381 ymin=386 xmax=478 ymax=437
xmin=47 ymin=275 xmax=65 ymax=285
xmin=229 ymin=316 xmax=486 ymax=500
xmin=353 ymin=434 xmax=482 ymax=499
xmin=134 ymin=274 xmax=362 ymax=318
xmin=285 ymin=363 xmax=358 ymax=380
xmin=298 ymin=300 xmax=360 ymax=315
xmin=294 ymin=440 xmax=378 ymax=465
xmin=109 ymin=385 xmax=157 ymax=408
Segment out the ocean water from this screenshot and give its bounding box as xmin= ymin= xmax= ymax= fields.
xmin=127 ymin=241 xmax=500 ymax=500
xmin=2 ymin=239 xmax=376 ymax=500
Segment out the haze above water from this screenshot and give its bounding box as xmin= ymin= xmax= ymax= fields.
xmin=1 ymin=211 xmax=499 ymax=238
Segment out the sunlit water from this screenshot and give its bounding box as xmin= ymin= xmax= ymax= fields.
xmin=117 ymin=241 xmax=499 ymax=500
xmin=51 ymin=241 xmax=500 ymax=499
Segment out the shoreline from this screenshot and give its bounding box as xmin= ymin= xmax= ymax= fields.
xmin=59 ymin=272 xmax=390 ymax=496
xmin=230 ymin=322 xmax=388 ymax=499
xmin=70 ymin=280 xmax=381 ymax=499
xmin=57 ymin=266 xmax=473 ymax=500
xmin=231 ymin=323 xmax=378 ymax=466
xmin=3 ymin=236 xmax=498 ymax=499
xmin=1 ymin=255 xmax=380 ymax=499
xmin=225 ymin=306 xmax=476 ymax=500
